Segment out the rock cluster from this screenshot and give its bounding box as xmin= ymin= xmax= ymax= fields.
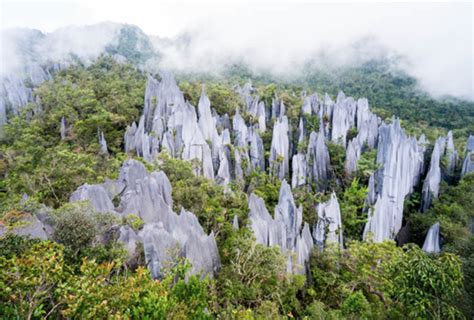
xmin=248 ymin=181 xmax=313 ymax=274
xmin=70 ymin=159 xmax=220 ymax=279
xmin=363 ymin=119 xmax=424 ymax=242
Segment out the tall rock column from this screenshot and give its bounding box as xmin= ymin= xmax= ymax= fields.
xmin=363 ymin=119 xmax=424 ymax=242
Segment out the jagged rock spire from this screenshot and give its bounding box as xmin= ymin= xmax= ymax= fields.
xmin=331 ymin=93 xmax=356 ymax=146
xmin=60 ymin=116 xmax=67 ymax=140
xmin=420 ymin=136 xmax=446 ymax=212
xmin=461 ymin=135 xmax=474 ymax=177
xmin=307 ymin=129 xmax=330 ymax=190
xmin=248 ymin=181 xmax=313 ymax=274
xmin=291 ymin=153 xmax=307 ymax=188
xmin=70 ymin=160 xmax=220 ymax=279
xmin=363 ymin=119 xmax=424 ymax=242
xmin=445 ymin=131 xmax=458 ymax=175
xmin=269 ymin=116 xmax=290 ymax=179
xmin=422 ymin=222 xmax=441 ymax=253
xmin=98 ymin=131 xmax=108 ymax=155
xmin=313 ymin=193 xmax=343 ymax=249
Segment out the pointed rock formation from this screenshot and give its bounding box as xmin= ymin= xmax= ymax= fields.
xmin=291 ymin=153 xmax=307 ymax=188
xmin=363 ymin=119 xmax=424 ymax=242
xmin=421 ymin=137 xmax=446 ymax=212
xmin=331 ymin=93 xmax=356 ymax=146
xmin=118 ymin=225 xmax=140 ymax=259
xmin=249 ymin=127 xmax=265 ymax=171
xmin=232 ymin=214 xmax=239 ymax=230
xmin=198 ymin=85 xmax=217 ymax=142
xmin=60 ymin=116 xmax=67 ymax=140
xmin=269 ymin=116 xmax=290 ymax=179
xmin=307 ymin=130 xmax=330 ymax=190
xmin=422 ymin=222 xmax=441 ymax=253
xmin=345 ymin=138 xmax=361 ymax=175
xmin=70 ymin=159 xmax=219 ymax=279
xmin=99 ymin=131 xmax=109 ymax=155
xmin=248 ymin=181 xmax=313 ymax=274
xmin=445 ymin=131 xmax=457 ymax=175
xmin=0 ymin=212 xmax=49 ymax=240
xmin=461 ymin=135 xmax=474 ymax=177
xmin=70 ymin=184 xmax=115 ymax=213
xmin=313 ymin=193 xmax=343 ymax=249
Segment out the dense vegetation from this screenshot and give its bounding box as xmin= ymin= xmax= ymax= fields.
xmin=1 ymin=57 xmax=473 ymax=318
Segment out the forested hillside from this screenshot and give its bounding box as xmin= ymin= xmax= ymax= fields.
xmin=1 ymin=56 xmax=473 ymax=319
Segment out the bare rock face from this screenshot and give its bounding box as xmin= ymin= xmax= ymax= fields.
xmin=331 ymin=93 xmax=356 ymax=146
xmin=198 ymin=85 xmax=217 ymax=142
xmin=249 ymin=127 xmax=265 ymax=171
xmin=120 ymin=171 xmax=174 ymax=224
xmin=462 ymin=153 xmax=474 ymax=177
xmin=313 ymin=193 xmax=343 ymax=249
xmin=118 ymin=225 xmax=140 ymax=259
xmin=124 ymin=75 xmax=215 ymax=179
xmin=69 ymin=159 xmax=219 ymax=279
xmin=445 ymin=131 xmax=457 ymax=175
xmin=271 ymin=98 xmax=285 ymax=119
xmin=270 ymin=116 xmax=290 ymax=179
xmin=232 ymin=214 xmax=239 ymax=230
xmin=420 ymin=137 xmax=446 ymax=212
xmin=232 ymin=109 xmax=249 ymax=147
xmin=291 ymin=153 xmax=307 ymax=188
xmin=461 ymin=135 xmax=474 ymax=177
xmin=363 ymin=119 xmax=424 ymax=242
xmin=345 ymin=138 xmax=361 ymax=175
xmin=216 ymin=145 xmax=232 ymax=189
xmin=0 ymin=63 xmax=51 ymax=126
xmin=0 ymin=212 xmax=49 ymax=240
xmin=307 ymin=130 xmax=330 ymax=190
xmin=117 ymin=159 xmax=146 ymax=189
xmin=422 ymin=222 xmax=441 ymax=253
xmin=248 ymin=181 xmax=313 ymax=274
xmin=99 ymin=131 xmax=109 ymax=155
xmin=356 ymin=98 xmax=379 ymax=149
xmin=70 ymin=184 xmax=115 ymax=213
xmin=139 ymin=208 xmax=220 ymax=279
xmin=60 ymin=116 xmax=67 ymax=140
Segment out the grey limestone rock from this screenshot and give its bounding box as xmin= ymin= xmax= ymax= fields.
xmin=307 ymin=129 xmax=330 ymax=190
xmin=269 ymin=116 xmax=290 ymax=179
xmin=291 ymin=153 xmax=307 ymax=188
xmin=461 ymin=135 xmax=474 ymax=177
xmin=198 ymin=85 xmax=217 ymax=142
xmin=249 ymin=127 xmax=265 ymax=171
xmin=60 ymin=116 xmax=67 ymax=140
xmin=0 ymin=213 xmax=49 ymax=240
xmin=345 ymin=138 xmax=361 ymax=174
xmin=331 ymin=93 xmax=356 ymax=146
xmin=99 ymin=131 xmax=109 ymax=155
xmin=70 ymin=184 xmax=114 ymax=213
xmin=422 ymin=222 xmax=441 ymax=253
xmin=313 ymin=193 xmax=343 ymax=249
xmin=421 ymin=137 xmax=446 ymax=212
xmin=445 ymin=131 xmax=457 ymax=175
xmin=139 ymin=208 xmax=220 ymax=279
xmin=363 ymin=119 xmax=424 ymax=242
xmin=232 ymin=214 xmax=239 ymax=230
xmin=118 ymin=225 xmax=141 ymax=258
xmin=248 ymin=181 xmax=313 ymax=274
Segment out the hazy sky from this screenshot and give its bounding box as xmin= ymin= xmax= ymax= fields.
xmin=1 ymin=0 xmax=473 ymax=99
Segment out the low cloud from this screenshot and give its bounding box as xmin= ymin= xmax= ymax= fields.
xmin=1 ymin=2 xmax=472 ymax=100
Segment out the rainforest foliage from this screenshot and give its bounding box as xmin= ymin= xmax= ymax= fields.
xmin=1 ymin=57 xmax=473 ymax=318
